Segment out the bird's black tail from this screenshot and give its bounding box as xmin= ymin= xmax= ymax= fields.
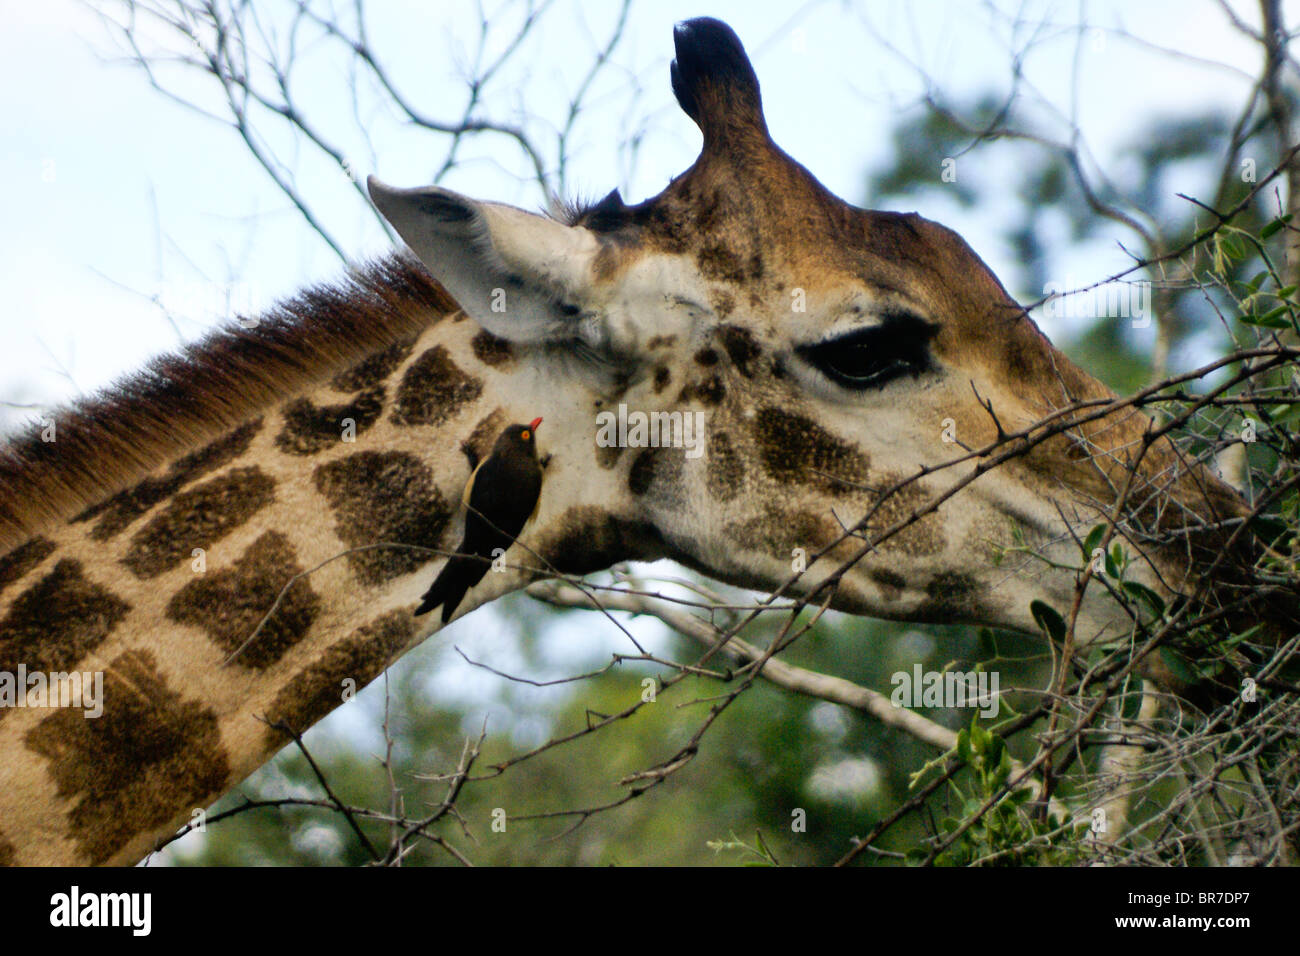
xmin=413 ymin=558 xmax=480 ymax=623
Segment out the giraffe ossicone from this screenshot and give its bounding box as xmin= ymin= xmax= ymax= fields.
xmin=0 ymin=16 xmax=1251 ymax=865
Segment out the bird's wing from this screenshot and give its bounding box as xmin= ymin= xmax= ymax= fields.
xmin=465 ymin=452 xmax=541 ymax=539
xmin=461 ymin=456 xmax=488 ymax=509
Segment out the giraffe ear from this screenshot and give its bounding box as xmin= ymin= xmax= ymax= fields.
xmin=670 ymin=18 xmax=769 ymax=154
xmin=367 ymin=178 xmax=601 ymax=346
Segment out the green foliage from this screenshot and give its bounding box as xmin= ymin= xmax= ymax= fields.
xmin=908 ymin=717 xmax=1089 ymax=866
xmin=706 ymin=829 xmax=781 ymax=866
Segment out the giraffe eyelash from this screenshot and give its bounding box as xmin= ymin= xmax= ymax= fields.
xmin=797 ymin=310 xmax=939 ymax=390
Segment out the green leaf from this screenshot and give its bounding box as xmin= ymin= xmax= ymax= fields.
xmin=1119 ymin=671 xmax=1144 ymax=722
xmin=1195 ymin=658 xmax=1226 ymax=680
xmin=987 ymin=734 xmax=1006 ymax=769
xmin=956 ymin=728 xmax=971 ymax=764
xmin=1034 ymin=606 xmax=1066 ymax=642
xmin=1082 ymin=524 xmax=1107 ymax=561
xmin=994 ymin=748 xmax=1012 ymax=788
xmin=1269 ymin=402 xmax=1300 ymax=425
xmin=1242 ymin=305 xmax=1292 ymax=328
xmin=1222 ymin=624 xmax=1263 ymax=647
xmin=1213 ymin=240 xmax=1228 ymax=275
xmin=1104 ymin=545 xmax=1122 ymax=580
xmin=1122 ymin=581 xmax=1166 ymax=618
xmin=1260 ymin=213 xmax=1293 ymax=239
xmin=1030 ymin=600 xmax=1067 ymax=642
xmin=1159 ymin=647 xmax=1199 ymax=687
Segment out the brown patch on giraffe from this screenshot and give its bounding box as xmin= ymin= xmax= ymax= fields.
xmin=870 ymin=567 xmax=908 ymax=601
xmin=536 ymin=506 xmax=665 ymax=575
xmin=121 ymin=466 xmax=275 ymax=579
xmin=330 ymin=336 xmax=415 ymax=392
xmin=754 ymin=407 xmax=869 ymax=494
xmin=471 ymin=329 xmax=515 ymax=367
xmin=718 ymin=325 xmax=761 ymax=377
xmin=461 ymin=407 xmax=507 ymax=469
xmin=706 ymin=431 xmax=744 ymax=502
xmin=0 ymin=559 xmax=130 ymax=723
xmin=697 ymin=242 xmax=749 ymax=283
xmin=166 ymin=531 xmax=321 ymax=669
xmin=313 ymin=451 xmax=451 ymax=585
xmin=628 ymin=448 xmax=656 ymax=497
xmin=596 ymin=441 xmax=623 ymax=470
xmin=0 ymin=536 xmax=56 ymax=598
xmin=263 ymin=610 xmax=415 ymax=746
xmin=627 ymin=446 xmax=686 ymax=497
xmin=913 ymin=572 xmax=986 ymax=621
xmin=725 ymin=510 xmax=835 ymax=556
xmin=0 ymin=830 xmax=14 ymax=866
xmin=25 ymin=649 xmax=228 ymax=866
xmin=591 ymin=245 xmax=618 ymax=282
xmin=274 ymin=387 xmax=385 ymax=456
xmin=72 ymin=419 xmax=263 ymax=540
xmin=694 ymin=348 xmax=719 ymax=367
xmin=391 ymin=345 xmax=483 ymax=426
xmin=652 ymin=365 xmax=672 ymax=394
xmin=679 ymin=376 xmax=726 ymax=406
xmin=711 ymin=290 xmax=736 ymax=317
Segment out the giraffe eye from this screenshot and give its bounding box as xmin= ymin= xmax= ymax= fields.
xmin=798 ymin=311 xmax=938 ymax=390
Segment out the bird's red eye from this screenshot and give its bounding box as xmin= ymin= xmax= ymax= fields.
xmin=521 ymin=430 xmax=531 ymax=441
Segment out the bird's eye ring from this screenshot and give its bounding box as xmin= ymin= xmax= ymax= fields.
xmin=521 ymin=430 xmax=531 ymax=441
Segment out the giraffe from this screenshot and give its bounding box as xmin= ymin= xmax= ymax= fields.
xmin=0 ymin=17 xmax=1258 ymax=866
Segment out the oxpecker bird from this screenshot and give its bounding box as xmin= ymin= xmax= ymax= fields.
xmin=415 ymin=417 xmax=545 ymax=622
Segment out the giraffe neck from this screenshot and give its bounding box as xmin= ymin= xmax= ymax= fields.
xmin=0 ymin=259 xmax=538 ymax=865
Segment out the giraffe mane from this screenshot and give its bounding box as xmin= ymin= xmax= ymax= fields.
xmin=0 ymin=253 xmax=456 ymax=550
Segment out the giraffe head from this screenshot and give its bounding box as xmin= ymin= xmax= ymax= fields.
xmin=369 ymin=18 xmax=1248 ymax=646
